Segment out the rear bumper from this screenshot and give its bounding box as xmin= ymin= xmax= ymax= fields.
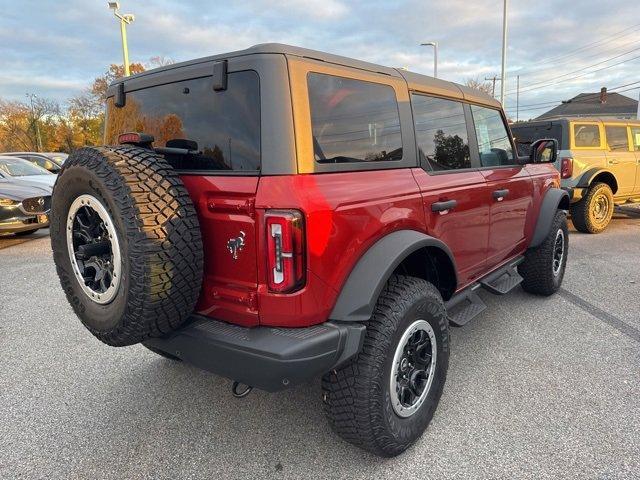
xmin=144 ymin=316 xmax=366 ymax=392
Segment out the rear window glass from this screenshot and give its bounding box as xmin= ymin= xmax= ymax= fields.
xmin=511 ymin=123 xmax=562 ymax=157
xmin=573 ymin=124 xmax=600 ymax=148
xmin=105 ymin=71 xmax=260 ymax=172
xmin=308 ymin=73 xmax=402 ymax=164
xmin=605 ymin=126 xmax=629 ymax=151
xmin=411 ymin=94 xmax=470 ymax=171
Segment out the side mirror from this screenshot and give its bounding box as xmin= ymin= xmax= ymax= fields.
xmin=530 ymin=138 xmax=558 ymax=164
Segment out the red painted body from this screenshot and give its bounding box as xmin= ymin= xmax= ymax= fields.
xmin=182 ymin=164 xmax=559 ymax=328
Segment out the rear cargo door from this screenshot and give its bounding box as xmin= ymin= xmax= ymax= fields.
xmin=104 ymin=65 xmax=263 ymax=326
xmin=182 ymin=176 xmax=260 ymax=327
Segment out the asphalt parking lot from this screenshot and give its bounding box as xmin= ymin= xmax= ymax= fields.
xmin=1 ymin=208 xmax=639 ymax=480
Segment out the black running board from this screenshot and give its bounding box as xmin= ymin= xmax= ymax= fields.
xmin=445 ymin=256 xmax=524 ymax=327
xmin=479 ymin=257 xmax=524 ymax=295
xmin=446 ymin=285 xmax=486 ymax=327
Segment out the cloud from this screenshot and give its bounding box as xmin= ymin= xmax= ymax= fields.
xmin=0 ymin=0 xmax=637 ymax=119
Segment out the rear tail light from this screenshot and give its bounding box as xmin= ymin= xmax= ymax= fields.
xmin=266 ymin=210 xmax=305 ymax=293
xmin=560 ymin=157 xmax=573 ymax=179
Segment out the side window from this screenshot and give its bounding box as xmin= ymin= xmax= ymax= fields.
xmin=605 ymin=126 xmax=630 ymax=152
xmin=573 ymin=124 xmax=601 ymax=148
xmin=470 ymin=105 xmax=515 ymax=167
xmin=411 ymin=94 xmax=470 ymax=171
xmin=308 ymin=73 xmax=402 ymax=164
xmin=632 ymin=127 xmax=640 ymax=151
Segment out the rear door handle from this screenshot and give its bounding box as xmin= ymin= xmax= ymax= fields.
xmin=493 ymin=189 xmax=510 ymax=201
xmin=608 ymin=159 xmax=619 ymax=165
xmin=431 ymin=199 xmax=457 ymax=213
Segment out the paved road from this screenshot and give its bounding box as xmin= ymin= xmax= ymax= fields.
xmin=1 ymin=214 xmax=639 ymax=480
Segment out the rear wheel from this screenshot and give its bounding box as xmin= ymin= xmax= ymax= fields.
xmin=50 ymin=146 xmax=203 ymax=347
xmin=570 ymin=182 xmax=614 ymax=234
xmin=322 ymin=275 xmax=449 ymax=457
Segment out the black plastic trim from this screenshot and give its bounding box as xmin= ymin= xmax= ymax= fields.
xmin=329 ymin=230 xmax=458 ymax=322
xmin=576 ymin=167 xmax=617 ymax=191
xmin=144 ymin=316 xmax=366 ymax=392
xmin=530 ymin=188 xmax=569 ymax=248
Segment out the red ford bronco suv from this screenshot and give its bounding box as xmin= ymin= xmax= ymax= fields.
xmin=50 ymin=44 xmax=569 ymax=457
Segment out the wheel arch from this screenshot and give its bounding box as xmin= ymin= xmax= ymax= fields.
xmin=329 ymin=230 xmax=457 ymax=322
xmin=530 ymin=187 xmax=570 ymax=248
xmin=576 ymin=168 xmax=618 ymax=194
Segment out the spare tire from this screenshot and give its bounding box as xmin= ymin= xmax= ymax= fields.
xmin=50 ymin=146 xmax=203 ymax=346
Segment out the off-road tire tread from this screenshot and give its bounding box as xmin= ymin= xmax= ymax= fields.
xmin=570 ymin=182 xmax=614 ymax=234
xmin=51 ymin=146 xmax=203 ymax=346
xmin=519 ymin=210 xmax=568 ymax=296
xmin=321 ymin=275 xmax=447 ymax=457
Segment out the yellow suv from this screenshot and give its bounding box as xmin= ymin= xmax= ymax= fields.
xmin=512 ymin=117 xmax=640 ymax=233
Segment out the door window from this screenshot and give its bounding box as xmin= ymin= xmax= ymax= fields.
xmin=573 ymin=124 xmax=601 ymax=148
xmin=470 ymin=105 xmax=515 ymax=167
xmin=411 ymin=94 xmax=470 ymax=171
xmin=605 ymin=126 xmax=630 ymax=152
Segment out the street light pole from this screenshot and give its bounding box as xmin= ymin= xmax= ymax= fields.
xmin=108 ymin=2 xmax=135 ymax=76
xmin=420 ymin=42 xmax=438 ymax=78
xmin=500 ymin=0 xmax=509 ymax=106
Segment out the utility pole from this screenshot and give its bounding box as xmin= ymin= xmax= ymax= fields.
xmin=108 ymin=2 xmax=135 ymax=76
xmin=485 ymin=75 xmax=499 ymax=97
xmin=25 ymin=93 xmax=43 ymax=152
xmin=516 ymin=75 xmax=520 ymax=122
xmin=420 ymin=42 xmax=438 ymax=78
xmin=500 ymin=0 xmax=509 ymax=106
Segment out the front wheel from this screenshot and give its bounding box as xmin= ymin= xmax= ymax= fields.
xmin=519 ymin=210 xmax=568 ymax=296
xmin=322 ymin=275 xmax=449 ymax=457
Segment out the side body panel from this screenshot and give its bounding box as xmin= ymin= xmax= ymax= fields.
xmin=603 ymin=123 xmax=636 ymax=197
xmin=255 ymin=169 xmax=425 ymax=327
xmin=412 ymin=168 xmax=492 ymax=288
xmin=479 ymin=167 xmax=533 ymax=268
xmin=524 ymin=164 xmax=562 ymax=247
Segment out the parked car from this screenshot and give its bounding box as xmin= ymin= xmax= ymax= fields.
xmin=511 ymin=118 xmax=640 ymax=233
xmin=0 ymin=179 xmax=51 ymax=236
xmin=49 ymin=44 xmax=568 ymax=457
xmin=2 ymin=152 xmax=68 ymax=173
xmin=0 ymin=156 xmax=57 ymax=189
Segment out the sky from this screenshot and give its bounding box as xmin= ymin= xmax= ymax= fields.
xmin=0 ymin=0 xmax=638 ymax=120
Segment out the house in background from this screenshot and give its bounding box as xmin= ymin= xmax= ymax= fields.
xmin=536 ymin=87 xmax=639 ymax=120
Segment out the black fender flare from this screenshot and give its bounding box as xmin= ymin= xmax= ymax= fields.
xmin=329 ymin=230 xmax=457 ymax=322
xmin=576 ymin=167 xmax=618 ymax=192
xmin=530 ymin=188 xmax=570 ymax=248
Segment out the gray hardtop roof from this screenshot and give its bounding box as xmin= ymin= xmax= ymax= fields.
xmin=108 ymin=43 xmax=499 ymax=107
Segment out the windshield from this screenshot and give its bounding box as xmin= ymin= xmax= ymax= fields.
xmin=0 ymin=157 xmax=52 ymax=177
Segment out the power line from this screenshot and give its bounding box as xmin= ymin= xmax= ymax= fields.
xmin=504 ymin=82 xmax=640 ymax=112
xmin=507 ymin=45 xmax=640 ymax=93
xmin=521 ymin=22 xmax=640 ymax=69
xmin=507 ymin=54 xmax=640 ymax=96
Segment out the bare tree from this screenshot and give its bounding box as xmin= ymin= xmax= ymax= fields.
xmin=464 ymin=78 xmax=494 ymax=96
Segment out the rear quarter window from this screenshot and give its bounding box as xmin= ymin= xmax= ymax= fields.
xmin=573 ymin=124 xmax=601 ymax=148
xmin=105 ymin=70 xmax=260 ymax=172
xmin=307 ymin=73 xmax=402 ymax=164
